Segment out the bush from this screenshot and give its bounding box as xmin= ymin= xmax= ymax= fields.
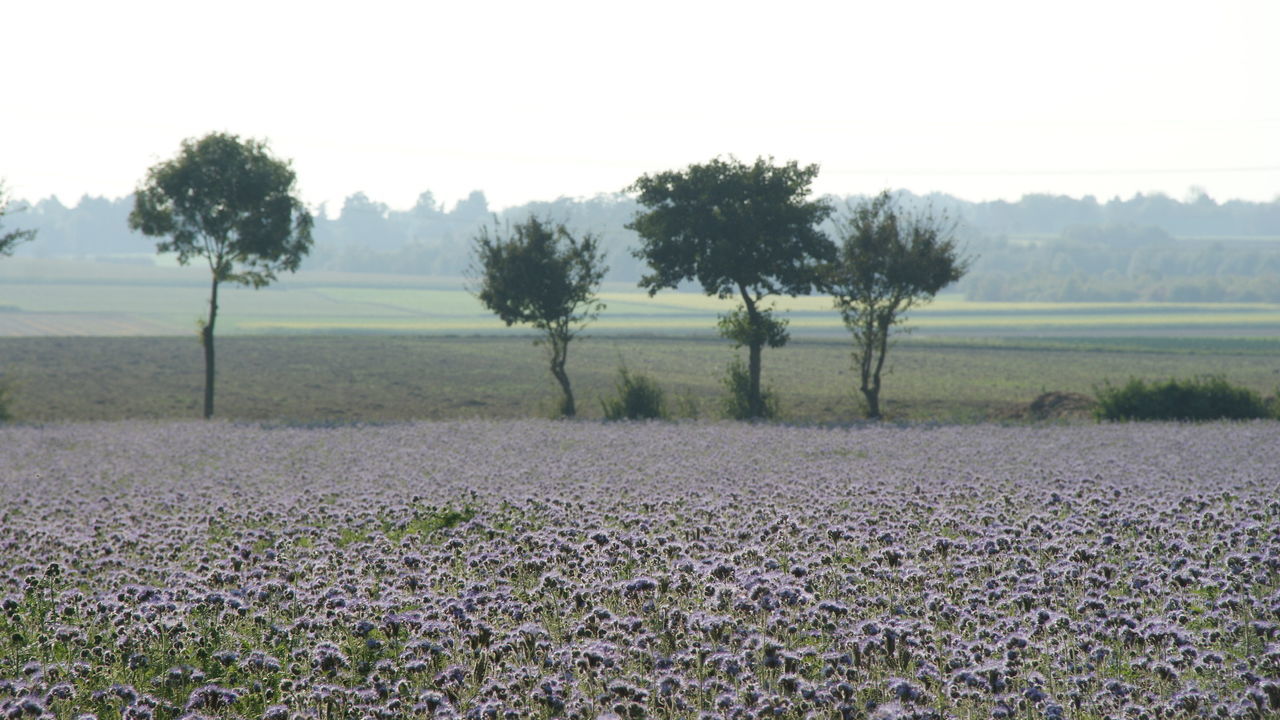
xmin=674 ymin=391 xmax=701 ymax=420
xmin=1094 ymin=376 xmax=1273 ymax=422
xmin=0 ymin=376 xmax=13 ymax=423
xmin=721 ymin=357 xmax=779 ymax=420
xmin=601 ymin=366 xmax=667 ymax=421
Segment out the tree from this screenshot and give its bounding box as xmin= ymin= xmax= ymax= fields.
xmin=129 ymin=132 xmax=313 ymax=419
xmin=825 ymin=191 xmax=970 ymax=419
xmin=627 ymin=156 xmax=834 ymax=418
xmin=471 ymin=215 xmax=606 ymax=417
xmin=0 ymin=181 xmax=37 ymax=256
xmin=452 ymin=190 xmax=490 ymax=222
xmin=335 ymin=192 xmax=398 ymax=251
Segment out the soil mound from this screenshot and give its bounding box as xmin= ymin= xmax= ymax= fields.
xmin=1027 ymin=391 xmax=1096 ymax=420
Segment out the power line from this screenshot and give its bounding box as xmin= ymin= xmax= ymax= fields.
xmin=825 ymin=166 xmax=1280 ymax=177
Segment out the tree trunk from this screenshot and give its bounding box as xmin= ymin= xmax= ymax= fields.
xmin=861 ymin=384 xmax=881 ymax=420
xmin=860 ymin=315 xmax=891 ymax=420
xmin=739 ymin=288 xmax=764 ymax=419
xmin=858 ymin=355 xmax=880 ymax=420
xmin=747 ymin=339 xmax=763 ymax=418
xmin=854 ymin=315 xmax=880 ymax=420
xmin=202 ymin=276 xmax=218 ymax=419
xmin=548 ymin=333 xmax=575 ymax=417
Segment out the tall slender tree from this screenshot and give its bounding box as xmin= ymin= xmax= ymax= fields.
xmin=824 ymin=191 xmax=970 ymax=419
xmin=628 ymin=156 xmax=834 ymax=418
xmin=471 ymin=215 xmax=607 ymax=417
xmin=129 ymin=133 xmax=313 ymax=419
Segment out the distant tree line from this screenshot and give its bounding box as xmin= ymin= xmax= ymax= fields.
xmin=963 ymin=224 xmax=1280 ymax=302
xmin=8 ymin=190 xmax=650 ymax=281
xmin=10 ymin=187 xmax=1280 ymax=299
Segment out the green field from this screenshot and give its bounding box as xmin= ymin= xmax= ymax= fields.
xmin=1 ymin=334 xmax=1277 ymax=424
xmin=4 ymin=257 xmax=1280 ymax=336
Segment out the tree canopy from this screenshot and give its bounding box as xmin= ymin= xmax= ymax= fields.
xmin=472 ymin=215 xmax=607 ymax=417
xmin=129 ymin=132 xmax=313 ymax=418
xmin=627 ymin=156 xmax=834 ymax=300
xmin=130 ymin=133 xmax=314 ymax=289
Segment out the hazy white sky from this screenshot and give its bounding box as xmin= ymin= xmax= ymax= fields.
xmin=3 ymin=0 xmax=1277 ymax=212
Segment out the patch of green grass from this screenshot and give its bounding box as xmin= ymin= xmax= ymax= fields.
xmin=336 ymin=527 xmax=368 ymax=548
xmin=384 ymin=505 xmax=476 ymax=544
xmin=334 ymin=505 xmax=476 ymax=548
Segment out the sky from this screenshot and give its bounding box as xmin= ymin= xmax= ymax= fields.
xmin=3 ymin=0 xmax=1277 ymax=213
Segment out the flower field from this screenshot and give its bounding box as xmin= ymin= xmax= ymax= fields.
xmin=1 ymin=420 xmax=1277 ymax=719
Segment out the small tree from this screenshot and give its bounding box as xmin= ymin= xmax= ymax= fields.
xmin=825 ymin=191 xmax=969 ymax=419
xmin=129 ymin=132 xmax=313 ymax=419
xmin=628 ymin=156 xmax=834 ymax=418
xmin=0 ymin=182 xmax=36 ymax=257
xmin=472 ymin=216 xmax=607 ymax=417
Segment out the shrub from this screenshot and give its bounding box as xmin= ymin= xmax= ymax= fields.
xmin=674 ymin=391 xmax=701 ymax=420
xmin=1094 ymin=375 xmax=1273 ymax=421
xmin=601 ymin=366 xmax=667 ymax=421
xmin=721 ymin=357 xmax=779 ymax=421
xmin=0 ymin=376 xmax=13 ymax=423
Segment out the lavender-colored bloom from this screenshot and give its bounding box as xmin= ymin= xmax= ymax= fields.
xmin=0 ymin=420 xmax=1275 ymax=718
xmin=312 ymin=642 xmax=348 ymax=672
xmin=184 ymin=684 xmax=238 ymax=711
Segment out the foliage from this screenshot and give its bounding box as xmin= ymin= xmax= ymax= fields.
xmin=1094 ymin=375 xmax=1275 ymax=421
xmin=0 ymin=181 xmax=36 ymax=257
xmin=674 ymin=390 xmax=702 ymax=420
xmin=130 ymin=133 xmax=314 ymax=289
xmin=471 ymin=215 xmax=607 ymax=417
xmin=716 ymin=306 xmax=789 ymax=350
xmin=0 ymin=376 xmax=13 ymax=422
xmin=338 ymin=504 xmax=477 ymax=547
xmin=129 ymin=132 xmax=313 ymax=419
xmin=721 ymin=356 xmax=779 ymax=420
xmin=472 ymin=215 xmax=606 ymax=333
xmin=628 ymin=156 xmax=834 ymax=418
xmin=825 ymin=191 xmax=970 ymax=418
xmin=627 ymin=156 xmax=834 ymax=299
xmin=600 ymin=365 xmax=667 ymax=421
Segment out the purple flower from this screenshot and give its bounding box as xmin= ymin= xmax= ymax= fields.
xmin=184 ymin=684 xmax=238 ymax=711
